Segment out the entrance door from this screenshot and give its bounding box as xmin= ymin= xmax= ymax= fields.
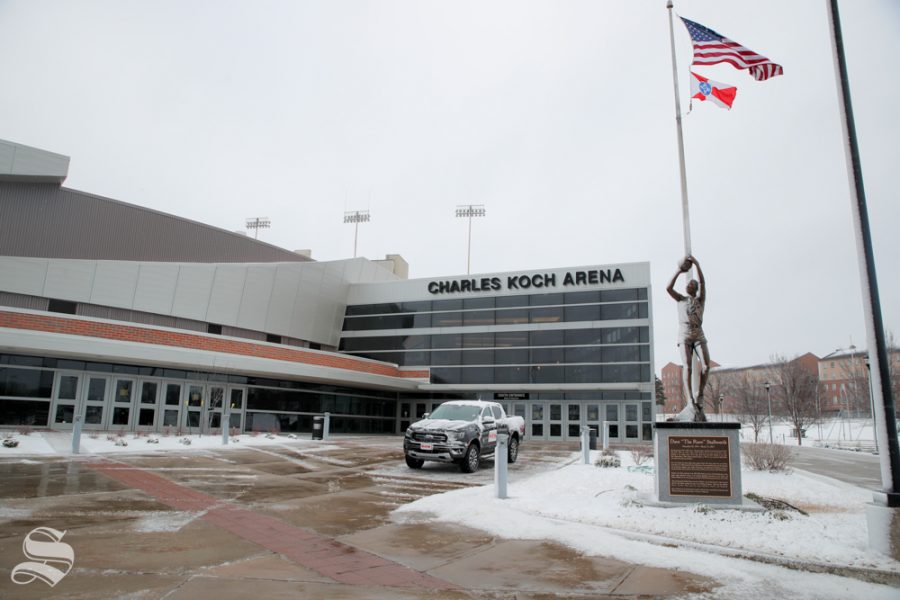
xmin=206 ymin=385 xmax=226 ymax=430
xmin=548 ymin=403 xmax=563 ymax=439
xmin=51 ymin=372 xmax=82 ymax=430
xmin=108 ymin=378 xmax=136 ymax=430
xmin=135 ymin=380 xmax=161 ymax=431
xmin=566 ymin=403 xmax=581 ymax=439
xmin=624 ymin=402 xmax=641 ymax=442
xmin=530 ymin=403 xmax=545 ymax=439
xmin=184 ymin=384 xmax=206 ymax=434
xmin=160 ymin=382 xmax=183 ymax=433
xmin=226 ymin=387 xmax=246 ymax=432
xmin=605 ymin=404 xmax=620 ymax=443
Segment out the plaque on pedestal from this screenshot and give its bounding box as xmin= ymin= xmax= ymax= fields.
xmin=654 ymin=422 xmax=743 ymax=505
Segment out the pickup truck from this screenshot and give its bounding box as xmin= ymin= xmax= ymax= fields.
xmin=403 ymin=400 xmax=526 ymax=473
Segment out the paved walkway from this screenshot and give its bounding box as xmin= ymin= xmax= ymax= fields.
xmin=88 ymin=460 xmax=458 ymax=591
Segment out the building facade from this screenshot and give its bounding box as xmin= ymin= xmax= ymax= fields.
xmin=0 ymin=140 xmax=656 ymax=441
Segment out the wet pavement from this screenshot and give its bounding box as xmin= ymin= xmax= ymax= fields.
xmin=0 ymin=436 xmax=713 ymax=598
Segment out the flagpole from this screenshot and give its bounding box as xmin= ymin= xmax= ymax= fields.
xmin=827 ymin=0 xmax=900 ymax=506
xmin=667 ymin=0 xmax=691 ymax=258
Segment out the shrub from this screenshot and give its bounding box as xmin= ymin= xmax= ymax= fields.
xmin=163 ymin=426 xmax=171 ymax=437
xmin=595 ymin=449 xmax=621 ymax=468
xmin=229 ymin=426 xmax=239 ymax=437
xmin=16 ymin=426 xmax=32 ymax=436
xmin=88 ymin=431 xmax=99 ymax=440
xmin=742 ymin=443 xmax=794 ymax=472
xmin=630 ymin=445 xmax=653 ymax=466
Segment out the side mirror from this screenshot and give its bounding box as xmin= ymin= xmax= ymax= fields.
xmin=423 ymin=413 xmax=430 ymax=419
xmin=482 ymin=416 xmax=495 ymax=425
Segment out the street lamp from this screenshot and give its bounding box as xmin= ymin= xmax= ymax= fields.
xmin=455 ymin=204 xmax=485 ymax=275
xmin=764 ymin=381 xmax=773 ymax=443
xmin=343 ymin=210 xmax=370 ymax=258
xmin=245 ymin=217 xmax=271 ymax=239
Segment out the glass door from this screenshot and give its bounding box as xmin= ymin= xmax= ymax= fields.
xmin=135 ymin=380 xmax=161 ymax=431
xmin=530 ymin=403 xmax=545 ymax=439
xmin=586 ymin=404 xmax=600 ymax=442
xmin=566 ymin=404 xmax=581 ymax=439
xmin=624 ymin=402 xmax=640 ymax=441
xmin=227 ymin=387 xmax=245 ymax=432
xmin=51 ymin=372 xmax=82 ymax=430
xmin=161 ymin=383 xmax=183 ymax=433
xmin=605 ymin=404 xmax=620 ymax=443
xmin=548 ymin=403 xmax=563 ymax=439
xmin=184 ymin=384 xmax=205 ymax=434
xmin=207 ymin=385 xmax=226 ymax=430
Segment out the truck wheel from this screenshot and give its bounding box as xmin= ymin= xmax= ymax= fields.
xmin=460 ymin=443 xmax=480 ymax=473
xmin=405 ymin=455 xmax=424 ymax=469
xmin=507 ymin=436 xmax=519 ymax=463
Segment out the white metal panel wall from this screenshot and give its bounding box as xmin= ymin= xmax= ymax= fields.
xmin=206 ymin=265 xmax=247 ymax=325
xmin=0 ymin=257 xmax=47 ymax=296
xmin=266 ymin=265 xmax=302 ymax=334
xmin=133 ymin=263 xmax=179 ymax=314
xmin=44 ymin=260 xmax=95 ymax=301
xmin=237 ymin=266 xmax=275 ymax=332
xmin=171 ymin=265 xmax=216 ymax=321
xmin=90 ymin=261 xmax=139 ymax=308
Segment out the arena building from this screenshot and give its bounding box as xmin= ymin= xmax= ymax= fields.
xmin=0 ymin=139 xmax=656 ymax=442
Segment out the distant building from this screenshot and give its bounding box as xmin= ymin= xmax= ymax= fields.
xmin=818 ymin=348 xmax=900 ymax=417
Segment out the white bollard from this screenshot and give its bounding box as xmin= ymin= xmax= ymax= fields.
xmin=602 ymin=421 xmax=610 ymax=450
xmin=71 ymin=415 xmax=82 ymax=454
xmin=581 ymin=425 xmax=591 ymax=464
xmin=222 ymin=406 xmax=230 ymax=445
xmin=323 ymin=412 xmax=331 ymax=440
xmin=495 ymin=430 xmax=508 ymax=499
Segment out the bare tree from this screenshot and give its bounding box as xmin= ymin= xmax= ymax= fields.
xmin=729 ymin=372 xmax=768 ymax=442
xmin=704 ymin=371 xmax=725 ymax=419
xmin=769 ymin=354 xmax=819 ymax=446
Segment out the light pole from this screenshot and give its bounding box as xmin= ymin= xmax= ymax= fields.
xmin=764 ymin=381 xmax=773 ymax=444
xmin=245 ymin=217 xmax=271 ymax=239
xmin=455 ymin=204 xmax=485 ymax=275
xmin=343 ymin=210 xmax=370 ymax=258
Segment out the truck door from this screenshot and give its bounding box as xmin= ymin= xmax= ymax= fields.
xmin=481 ymin=406 xmax=497 ymax=453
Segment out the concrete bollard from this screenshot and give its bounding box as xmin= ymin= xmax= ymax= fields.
xmin=602 ymin=420 xmax=610 ymax=450
xmin=323 ymin=412 xmax=331 ymax=440
xmin=495 ymin=430 xmax=508 ymax=499
xmin=222 ymin=407 xmax=230 ymax=445
xmin=71 ymin=415 xmax=82 ymax=455
xmin=581 ymin=425 xmax=591 ymax=464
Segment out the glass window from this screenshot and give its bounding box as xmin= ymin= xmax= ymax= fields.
xmin=601 ymin=346 xmax=641 ymax=363
xmin=58 ymin=375 xmax=79 ymax=400
xmin=642 ymin=402 xmax=652 ymax=421
xmin=114 ymin=380 xmax=133 ymax=404
xmin=564 ymin=290 xmax=601 ymax=304
xmin=514 ymin=404 xmax=526 ymax=417
xmin=85 ymin=406 xmax=103 ymax=424
xmin=0 ymin=368 xmax=54 ymax=398
xmin=565 ymin=346 xmax=603 ymax=363
xmin=568 ymin=424 xmax=580 ymax=437
xmin=54 ymin=404 xmax=74 ymax=424
xmin=565 ymin=365 xmax=603 ymax=383
xmin=463 ymin=297 xmax=495 ymax=310
xmin=494 ymin=331 xmax=529 ymax=348
xmin=530 ymin=347 xmax=564 ymax=364
xmin=431 ymin=334 xmax=463 ymax=349
xmin=564 ymin=305 xmax=600 ymax=322
xmin=87 ymin=378 xmax=106 ymax=402
xmin=587 ymin=404 xmax=599 ymax=421
xmin=600 ymin=303 xmax=641 ymax=320
xmin=530 ymin=293 xmax=564 ymax=306
xmin=461 ymin=367 xmax=493 ymax=384
xmin=188 ymin=385 xmax=203 ymax=407
xmin=568 ymin=404 xmax=580 ymax=420
xmin=463 ymin=311 xmax=494 ymax=326
xmin=550 ymin=424 xmax=562 ymax=436
xmin=209 ymin=387 xmax=224 ymax=410
xmin=462 ymin=333 xmax=495 ymax=348
xmin=230 ymin=389 xmax=243 ymax=409
xmin=432 ymin=312 xmax=463 ymax=327
xmin=496 ymin=295 xmax=528 ymax=307
xmin=140 ymin=382 xmax=158 ymax=405
xmin=532 ymin=423 xmax=543 ymax=436
xmin=531 ymin=366 xmax=564 ymax=384
xmin=491 ymin=405 xmax=503 ymax=419
xmin=412 ymin=313 xmax=432 ymax=328
xmin=626 ymin=424 xmax=639 ymax=439
xmin=481 ymin=407 xmax=492 ymax=420
xmin=532 ymin=404 xmax=544 ymax=420
xmin=530 ymin=307 xmax=563 ymax=324
xmin=608 ymin=423 xmax=620 ymax=438
xmin=416 ymin=403 xmax=427 ymax=418
xmin=564 ymin=329 xmax=604 ymax=346
xmin=432 ymin=298 xmax=463 ymax=311
xmin=530 ymin=330 xmax=564 ymax=346
xmin=600 ymin=289 xmax=639 ymax=302
xmin=550 ymin=404 xmax=561 ymax=420
xmin=642 ymin=423 xmax=653 ymax=441
xmin=430 ymin=368 xmax=461 ymax=384
xmin=493 ymin=348 xmax=529 ymax=364
xmin=626 ymin=404 xmax=638 ymax=421
xmin=401 ymin=300 xmax=433 ymax=313
xmin=112 ymin=406 xmax=130 ymax=426
xmin=606 ymin=404 xmax=619 ymax=421
xmin=138 ymin=409 xmax=155 ymax=427
xmin=461 ymin=350 xmax=493 ymax=365
xmin=165 ymin=384 xmax=181 ymax=406
xmin=602 ymin=364 xmax=643 ymax=383
xmin=494 ymin=366 xmax=529 ymax=383
xmin=494 ymin=309 xmax=528 ymax=325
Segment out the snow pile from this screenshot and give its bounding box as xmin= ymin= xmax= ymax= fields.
xmin=394 ymin=450 xmax=900 ymax=598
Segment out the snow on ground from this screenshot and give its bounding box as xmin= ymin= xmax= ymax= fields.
xmin=0 ymin=430 xmax=334 ymax=456
xmin=394 ymin=450 xmax=900 ymax=600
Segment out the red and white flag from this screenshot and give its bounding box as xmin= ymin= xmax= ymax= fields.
xmin=690 ymin=72 xmax=737 ymax=110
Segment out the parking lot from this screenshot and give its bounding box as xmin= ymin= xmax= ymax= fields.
xmin=0 ymin=435 xmax=710 ymax=598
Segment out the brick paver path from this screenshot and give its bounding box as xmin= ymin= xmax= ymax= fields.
xmin=89 ymin=460 xmax=458 ymax=590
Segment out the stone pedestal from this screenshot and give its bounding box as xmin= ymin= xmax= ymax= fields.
xmin=654 ymin=422 xmax=742 ymax=505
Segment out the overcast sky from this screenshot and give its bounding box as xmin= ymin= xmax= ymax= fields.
xmin=1 ymin=1 xmax=897 ymax=370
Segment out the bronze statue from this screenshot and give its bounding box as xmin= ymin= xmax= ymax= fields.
xmin=666 ymin=255 xmax=710 ymax=422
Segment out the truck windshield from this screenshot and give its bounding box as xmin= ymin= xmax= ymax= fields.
xmin=428 ymin=404 xmax=482 ymax=421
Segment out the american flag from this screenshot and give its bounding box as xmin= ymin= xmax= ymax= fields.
xmin=680 ymin=16 xmax=783 ymax=82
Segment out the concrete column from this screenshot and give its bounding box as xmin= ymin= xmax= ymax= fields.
xmin=495 ymin=431 xmax=508 ymax=499
xmin=581 ymin=425 xmax=591 ymax=464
